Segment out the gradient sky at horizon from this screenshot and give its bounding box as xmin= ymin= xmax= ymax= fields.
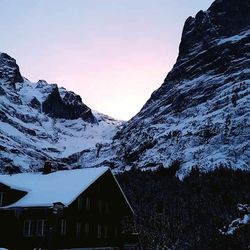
xmin=0 ymin=0 xmax=213 ymax=120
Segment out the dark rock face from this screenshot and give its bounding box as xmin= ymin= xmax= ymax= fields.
xmin=42 ymin=86 xmax=96 ymax=123
xmin=0 ymin=86 xmax=6 ymax=95
xmin=179 ymin=0 xmax=250 ymax=58
xmin=63 ymin=91 xmax=82 ymax=105
xmin=208 ymin=0 xmax=250 ymax=33
xmin=30 ymin=97 xmax=41 ymax=110
xmin=0 ymin=53 xmax=23 ymax=84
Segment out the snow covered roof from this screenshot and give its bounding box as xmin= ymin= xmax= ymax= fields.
xmin=0 ymin=167 xmax=109 ymax=208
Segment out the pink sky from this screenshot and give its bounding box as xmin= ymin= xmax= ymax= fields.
xmin=1 ymin=0 xmax=213 ymax=120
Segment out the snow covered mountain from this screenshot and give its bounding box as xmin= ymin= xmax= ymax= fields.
xmin=77 ymin=0 xmax=250 ymax=177
xmin=0 ymin=53 xmax=122 ymax=172
xmin=0 ymin=0 xmax=249 ymax=176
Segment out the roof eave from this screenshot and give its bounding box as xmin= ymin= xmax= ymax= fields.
xmin=108 ymin=169 xmax=135 ymax=215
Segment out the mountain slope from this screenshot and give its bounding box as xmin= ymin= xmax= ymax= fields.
xmin=0 ymin=53 xmax=121 ymax=172
xmin=0 ymin=0 xmax=249 ymax=176
xmin=78 ymin=0 xmax=250 ymax=176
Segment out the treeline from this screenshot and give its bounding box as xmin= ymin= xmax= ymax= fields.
xmin=116 ymin=166 xmax=250 ymax=249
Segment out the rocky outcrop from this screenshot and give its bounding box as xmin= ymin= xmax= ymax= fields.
xmin=0 ymin=53 xmax=23 ymax=85
xmin=179 ymin=0 xmax=250 ymax=58
xmin=30 ymin=97 xmax=41 ymax=110
xmin=42 ymin=86 xmax=96 ymax=122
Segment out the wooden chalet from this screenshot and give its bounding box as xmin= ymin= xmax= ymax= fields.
xmin=0 ymin=167 xmax=140 ymax=250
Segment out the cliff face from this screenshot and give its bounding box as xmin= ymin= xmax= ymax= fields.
xmin=179 ymin=0 xmax=250 ymax=59
xmin=76 ymin=0 xmax=250 ymax=176
xmin=0 ymin=53 xmax=23 ymax=85
xmin=42 ymin=85 xmax=96 ymax=123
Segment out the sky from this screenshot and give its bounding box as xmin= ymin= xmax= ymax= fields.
xmin=0 ymin=0 xmax=213 ymax=120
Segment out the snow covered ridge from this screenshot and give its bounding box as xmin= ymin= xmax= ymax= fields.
xmin=0 ymin=54 xmax=122 ymax=172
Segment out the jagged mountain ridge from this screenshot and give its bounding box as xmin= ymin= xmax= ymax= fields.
xmin=76 ymin=0 xmax=250 ymax=177
xmin=0 ymin=53 xmax=122 ymax=172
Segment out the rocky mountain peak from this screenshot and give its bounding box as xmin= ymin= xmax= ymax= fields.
xmin=0 ymin=53 xmax=97 ymax=124
xmin=42 ymin=85 xmax=97 ymax=123
xmin=179 ymin=0 xmax=250 ymax=59
xmin=0 ymin=53 xmax=23 ymax=85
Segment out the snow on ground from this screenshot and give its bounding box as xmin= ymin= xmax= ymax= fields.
xmin=16 ymin=79 xmax=55 ymax=104
xmin=55 ymin=117 xmax=120 ymax=157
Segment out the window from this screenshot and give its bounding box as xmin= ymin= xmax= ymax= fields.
xmin=84 ymin=223 xmax=89 ymax=237
xmin=98 ymin=200 xmax=102 ymax=213
xmin=76 ymin=222 xmax=81 ymax=237
xmin=85 ymin=197 xmax=90 ymax=210
xmin=23 ymin=220 xmax=35 ymax=237
xmin=0 ymin=192 xmax=5 ymax=206
xmin=77 ymin=196 xmax=82 ymax=210
xmin=97 ymin=183 xmax=101 ymax=192
xmin=114 ymin=226 xmax=118 ymax=237
xmin=60 ymin=219 xmax=67 ymax=236
xmin=36 ymin=220 xmax=47 ymax=237
xmin=104 ymin=201 xmax=109 ymax=214
xmin=97 ymin=224 xmax=102 ymax=239
xmin=104 ymin=225 xmax=108 ymax=239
